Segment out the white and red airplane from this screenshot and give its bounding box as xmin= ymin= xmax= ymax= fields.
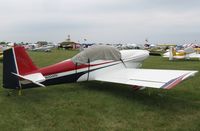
xmin=3 ymin=45 xmax=198 ymax=91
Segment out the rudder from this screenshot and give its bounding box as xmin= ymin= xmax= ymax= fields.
xmin=3 ymin=48 xmax=20 ymax=89
xmin=3 ymin=46 xmax=38 ymax=89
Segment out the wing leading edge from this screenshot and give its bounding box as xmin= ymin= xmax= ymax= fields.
xmin=94 ymin=69 xmax=197 ymax=89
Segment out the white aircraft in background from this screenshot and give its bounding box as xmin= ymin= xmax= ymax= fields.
xmin=31 ymin=45 xmax=54 ymax=52
xmin=3 ymin=45 xmax=197 ymax=93
xmin=121 ymin=44 xmax=140 ymax=49
xmin=163 ymin=46 xmax=200 ymax=60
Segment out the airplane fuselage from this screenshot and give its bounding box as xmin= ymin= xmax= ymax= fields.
xmin=21 ymin=50 xmax=149 ymax=88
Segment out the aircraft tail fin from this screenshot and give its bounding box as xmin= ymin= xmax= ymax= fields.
xmin=3 ymin=46 xmax=38 ymax=89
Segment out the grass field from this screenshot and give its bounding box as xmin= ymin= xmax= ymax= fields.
xmin=0 ymin=49 xmax=200 ymax=131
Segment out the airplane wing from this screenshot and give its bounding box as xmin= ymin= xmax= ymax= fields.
xmin=94 ymin=69 xmax=197 ymax=89
xmin=188 ymin=53 xmax=200 ymax=58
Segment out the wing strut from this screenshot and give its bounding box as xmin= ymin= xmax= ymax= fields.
xmin=120 ymin=58 xmax=127 ymax=68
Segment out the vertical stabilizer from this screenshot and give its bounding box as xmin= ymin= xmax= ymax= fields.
xmin=3 ymin=48 xmax=21 ymax=89
xmin=3 ymin=46 xmax=38 ymax=89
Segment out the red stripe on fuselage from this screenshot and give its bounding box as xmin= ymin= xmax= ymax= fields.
xmin=25 ymin=60 xmax=114 ymax=76
xmin=38 ymin=60 xmax=76 ymax=75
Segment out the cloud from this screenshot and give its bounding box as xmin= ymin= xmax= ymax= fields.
xmin=0 ymin=0 xmax=200 ymax=44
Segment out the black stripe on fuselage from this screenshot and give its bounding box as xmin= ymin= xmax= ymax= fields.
xmin=21 ymin=71 xmax=86 ymax=89
xmin=20 ymin=62 xmax=121 ymax=89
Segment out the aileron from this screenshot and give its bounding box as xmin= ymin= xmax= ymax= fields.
xmin=94 ymin=69 xmax=197 ymax=89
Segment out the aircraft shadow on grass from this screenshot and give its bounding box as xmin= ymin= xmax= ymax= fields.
xmin=78 ymin=81 xmax=199 ymax=113
xmin=3 ymin=81 xmax=199 ymax=117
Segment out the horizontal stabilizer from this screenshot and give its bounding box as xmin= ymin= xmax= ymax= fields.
xmin=94 ymin=69 xmax=198 ymax=89
xmin=12 ymin=72 xmax=46 ymax=87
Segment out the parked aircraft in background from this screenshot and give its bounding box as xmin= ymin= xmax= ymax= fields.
xmin=3 ymin=45 xmax=197 ymax=94
xmin=31 ymin=45 xmax=54 ymax=52
xmin=163 ymin=46 xmax=200 ymax=60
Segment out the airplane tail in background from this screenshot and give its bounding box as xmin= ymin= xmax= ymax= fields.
xmin=3 ymin=46 xmax=38 ymax=89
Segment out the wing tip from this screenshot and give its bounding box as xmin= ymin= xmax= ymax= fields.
xmin=161 ymin=71 xmax=197 ymax=90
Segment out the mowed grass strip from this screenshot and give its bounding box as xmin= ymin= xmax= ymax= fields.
xmin=0 ymin=50 xmax=200 ymax=131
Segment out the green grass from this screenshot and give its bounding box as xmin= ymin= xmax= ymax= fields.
xmin=0 ymin=50 xmax=200 ymax=131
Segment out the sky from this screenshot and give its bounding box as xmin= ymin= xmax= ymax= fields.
xmin=0 ymin=0 xmax=200 ymax=44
